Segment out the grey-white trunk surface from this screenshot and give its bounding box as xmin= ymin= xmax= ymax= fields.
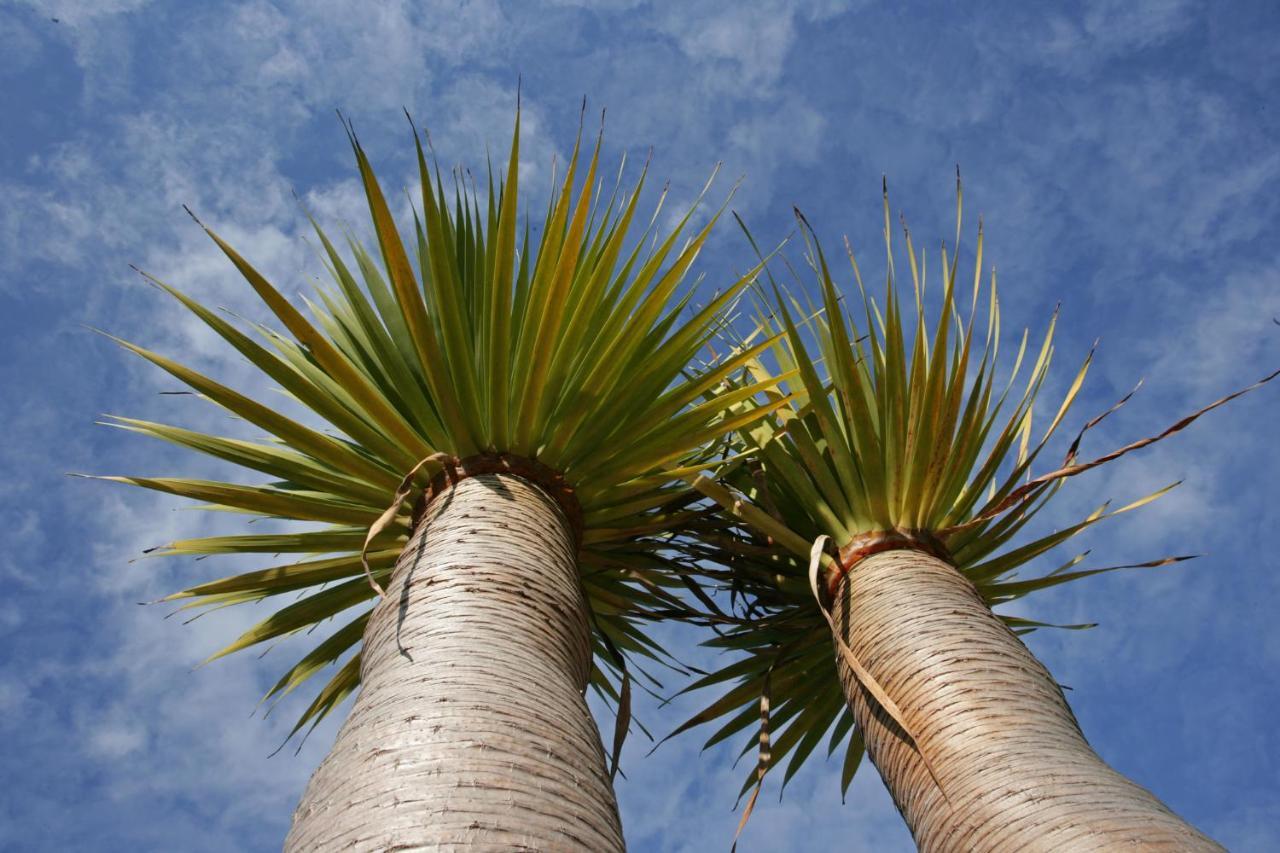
xmin=832 ymin=549 xmax=1221 ymax=852
xmin=286 ymin=473 xmax=625 ymax=852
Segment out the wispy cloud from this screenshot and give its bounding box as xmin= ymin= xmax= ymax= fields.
xmin=1 ymin=1 xmax=1277 ymax=850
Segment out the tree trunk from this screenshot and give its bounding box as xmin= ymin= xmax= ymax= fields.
xmin=831 ymin=549 xmax=1221 ymax=852
xmin=286 ymin=473 xmax=625 ymax=852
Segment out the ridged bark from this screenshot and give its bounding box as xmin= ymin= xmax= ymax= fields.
xmin=831 ymin=549 xmax=1221 ymax=852
xmin=286 ymin=473 xmax=625 ymax=852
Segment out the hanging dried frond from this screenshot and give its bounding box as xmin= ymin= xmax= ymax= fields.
xmin=673 ymin=177 xmax=1277 ymax=807
xmin=89 ymin=108 xmax=787 ymax=742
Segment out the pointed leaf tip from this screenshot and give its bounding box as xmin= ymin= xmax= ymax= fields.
xmin=792 ymin=207 xmax=815 ymax=232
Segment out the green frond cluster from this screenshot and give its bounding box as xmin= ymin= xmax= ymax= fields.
xmin=676 ymin=186 xmax=1215 ymax=802
xmin=94 ymin=112 xmax=785 ymax=741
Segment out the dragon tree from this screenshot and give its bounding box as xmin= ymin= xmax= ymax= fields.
xmin=89 ymin=109 xmax=783 ymax=851
xmin=677 ymin=183 xmax=1274 ymax=851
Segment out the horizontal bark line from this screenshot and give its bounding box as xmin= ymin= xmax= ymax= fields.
xmin=287 ymin=474 xmax=624 ymax=852
xmin=410 ymin=451 xmax=585 ymax=547
xmin=832 ymin=548 xmax=1222 ymax=852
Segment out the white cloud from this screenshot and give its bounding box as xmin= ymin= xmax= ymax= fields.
xmin=84 ymin=719 xmax=148 ymax=760
xmin=3 ymin=1 xmax=1278 ymax=849
xmin=0 ymin=677 xmax=29 ymax=714
xmin=1038 ymin=0 xmax=1196 ymax=72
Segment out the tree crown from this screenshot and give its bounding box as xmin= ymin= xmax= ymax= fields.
xmin=673 ymin=183 xmax=1276 ymax=807
xmin=92 ymin=110 xmax=783 ymax=744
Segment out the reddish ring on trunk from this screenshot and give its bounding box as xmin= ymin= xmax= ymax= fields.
xmin=410 ymin=452 xmax=585 ymax=548
xmin=829 ymin=528 xmax=953 ymax=598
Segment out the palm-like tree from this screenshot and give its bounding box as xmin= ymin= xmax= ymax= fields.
xmin=91 ymin=111 xmax=786 ymax=851
xmin=677 ymin=186 xmax=1275 ymax=850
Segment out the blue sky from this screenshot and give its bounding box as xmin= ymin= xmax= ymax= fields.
xmin=2 ymin=1 xmax=1278 ymax=850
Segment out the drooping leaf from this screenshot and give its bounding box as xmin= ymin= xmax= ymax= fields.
xmin=98 ymin=108 xmax=783 ymax=744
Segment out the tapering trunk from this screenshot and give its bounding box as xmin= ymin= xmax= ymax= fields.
xmin=831 ymin=549 xmax=1221 ymax=852
xmin=286 ymin=473 xmax=625 ymax=852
